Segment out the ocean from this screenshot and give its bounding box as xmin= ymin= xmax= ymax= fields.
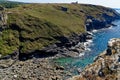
xmin=56 ymin=9 xmax=120 ymax=77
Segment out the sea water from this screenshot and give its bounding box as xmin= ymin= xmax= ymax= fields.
xmin=56 ymin=9 xmax=120 ymax=76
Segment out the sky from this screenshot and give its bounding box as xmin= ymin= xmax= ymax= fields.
xmin=9 ymin=0 xmax=120 ymax=8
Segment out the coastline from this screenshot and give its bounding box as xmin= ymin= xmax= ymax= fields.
xmin=0 ymin=4 xmax=120 ymax=80
xmin=68 ymin=38 xmax=120 ymax=80
xmin=0 ymin=24 xmax=117 ymax=80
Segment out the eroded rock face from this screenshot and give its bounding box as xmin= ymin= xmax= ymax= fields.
xmin=69 ymin=38 xmax=120 ymax=80
xmin=18 ymin=33 xmax=90 ymax=60
xmin=85 ymin=12 xmax=120 ymax=31
xmin=106 ymin=38 xmax=120 ymax=55
xmin=0 ymin=6 xmax=7 ymax=30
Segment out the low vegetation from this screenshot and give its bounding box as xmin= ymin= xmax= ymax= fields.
xmin=0 ymin=0 xmax=23 ymax=8
xmin=0 ymin=3 xmax=119 ymax=55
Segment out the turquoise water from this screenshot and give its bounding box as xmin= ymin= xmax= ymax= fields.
xmin=73 ymin=20 xmax=120 ymax=69
xmin=72 ymin=9 xmax=120 ymax=71
xmin=56 ymin=9 xmax=120 ymax=76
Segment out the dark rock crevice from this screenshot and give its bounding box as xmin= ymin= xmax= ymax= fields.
xmin=9 ymin=23 xmax=31 ymax=33
xmin=19 ymin=36 xmax=53 ymax=42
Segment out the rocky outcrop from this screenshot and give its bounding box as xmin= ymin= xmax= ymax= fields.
xmin=85 ymin=10 xmax=120 ymax=31
xmin=69 ymin=38 xmax=120 ymax=80
xmin=0 ymin=6 xmax=7 ymax=28
xmin=19 ymin=32 xmax=92 ymax=60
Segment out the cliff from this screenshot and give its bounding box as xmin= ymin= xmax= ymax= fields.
xmin=0 ymin=3 xmax=120 ymax=58
xmin=69 ymin=38 xmax=120 ymax=80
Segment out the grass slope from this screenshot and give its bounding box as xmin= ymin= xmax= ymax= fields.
xmin=0 ymin=0 xmax=24 ymax=8
xmin=0 ymin=3 xmax=119 ymax=55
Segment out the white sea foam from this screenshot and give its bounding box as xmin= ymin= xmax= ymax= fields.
xmin=78 ymin=32 xmax=94 ymax=57
xmin=108 ymin=26 xmax=113 ymax=29
xmin=85 ymin=47 xmax=91 ymax=51
xmin=87 ymin=31 xmax=93 ymax=35
xmin=84 ymin=39 xmax=93 ymax=47
xmin=86 ymin=39 xmax=93 ymax=43
xmin=79 ymin=47 xmax=91 ymax=57
xmin=79 ymin=39 xmax=92 ymax=57
xmin=92 ymin=29 xmax=98 ymax=33
xmin=79 ymin=52 xmax=85 ymax=57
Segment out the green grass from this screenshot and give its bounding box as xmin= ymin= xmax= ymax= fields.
xmin=0 ymin=3 xmax=119 ymax=55
xmin=0 ymin=29 xmax=19 ymax=56
xmin=0 ymin=0 xmax=24 ymax=8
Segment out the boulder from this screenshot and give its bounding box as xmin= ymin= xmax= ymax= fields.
xmin=56 ymin=65 xmax=64 ymax=70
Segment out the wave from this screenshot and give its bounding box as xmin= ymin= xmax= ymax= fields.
xmin=79 ymin=52 xmax=85 ymax=57
xmin=108 ymin=26 xmax=113 ymax=29
xmin=87 ymin=31 xmax=94 ymax=35
xmin=79 ymin=47 xmax=91 ymax=57
xmin=78 ymin=39 xmax=93 ymax=57
xmin=84 ymin=40 xmax=93 ymax=47
xmin=85 ymin=47 xmax=91 ymax=51
xmin=86 ymin=39 xmax=93 ymax=43
xmin=92 ymin=30 xmax=98 ymax=33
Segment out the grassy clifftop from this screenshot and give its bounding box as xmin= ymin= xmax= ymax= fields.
xmin=0 ymin=0 xmax=23 ymax=8
xmin=0 ymin=3 xmax=119 ymax=56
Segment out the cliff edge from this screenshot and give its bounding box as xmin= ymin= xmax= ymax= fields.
xmin=0 ymin=3 xmax=120 ymax=58
xmin=69 ymin=38 xmax=120 ymax=80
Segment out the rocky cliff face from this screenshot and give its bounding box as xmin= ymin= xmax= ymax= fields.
xmin=0 ymin=6 xmax=7 ymax=29
xmin=0 ymin=4 xmax=120 ymax=59
xmin=17 ymin=5 xmax=120 ymax=60
xmin=85 ymin=9 xmax=120 ymax=31
xmin=69 ymin=38 xmax=120 ymax=80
